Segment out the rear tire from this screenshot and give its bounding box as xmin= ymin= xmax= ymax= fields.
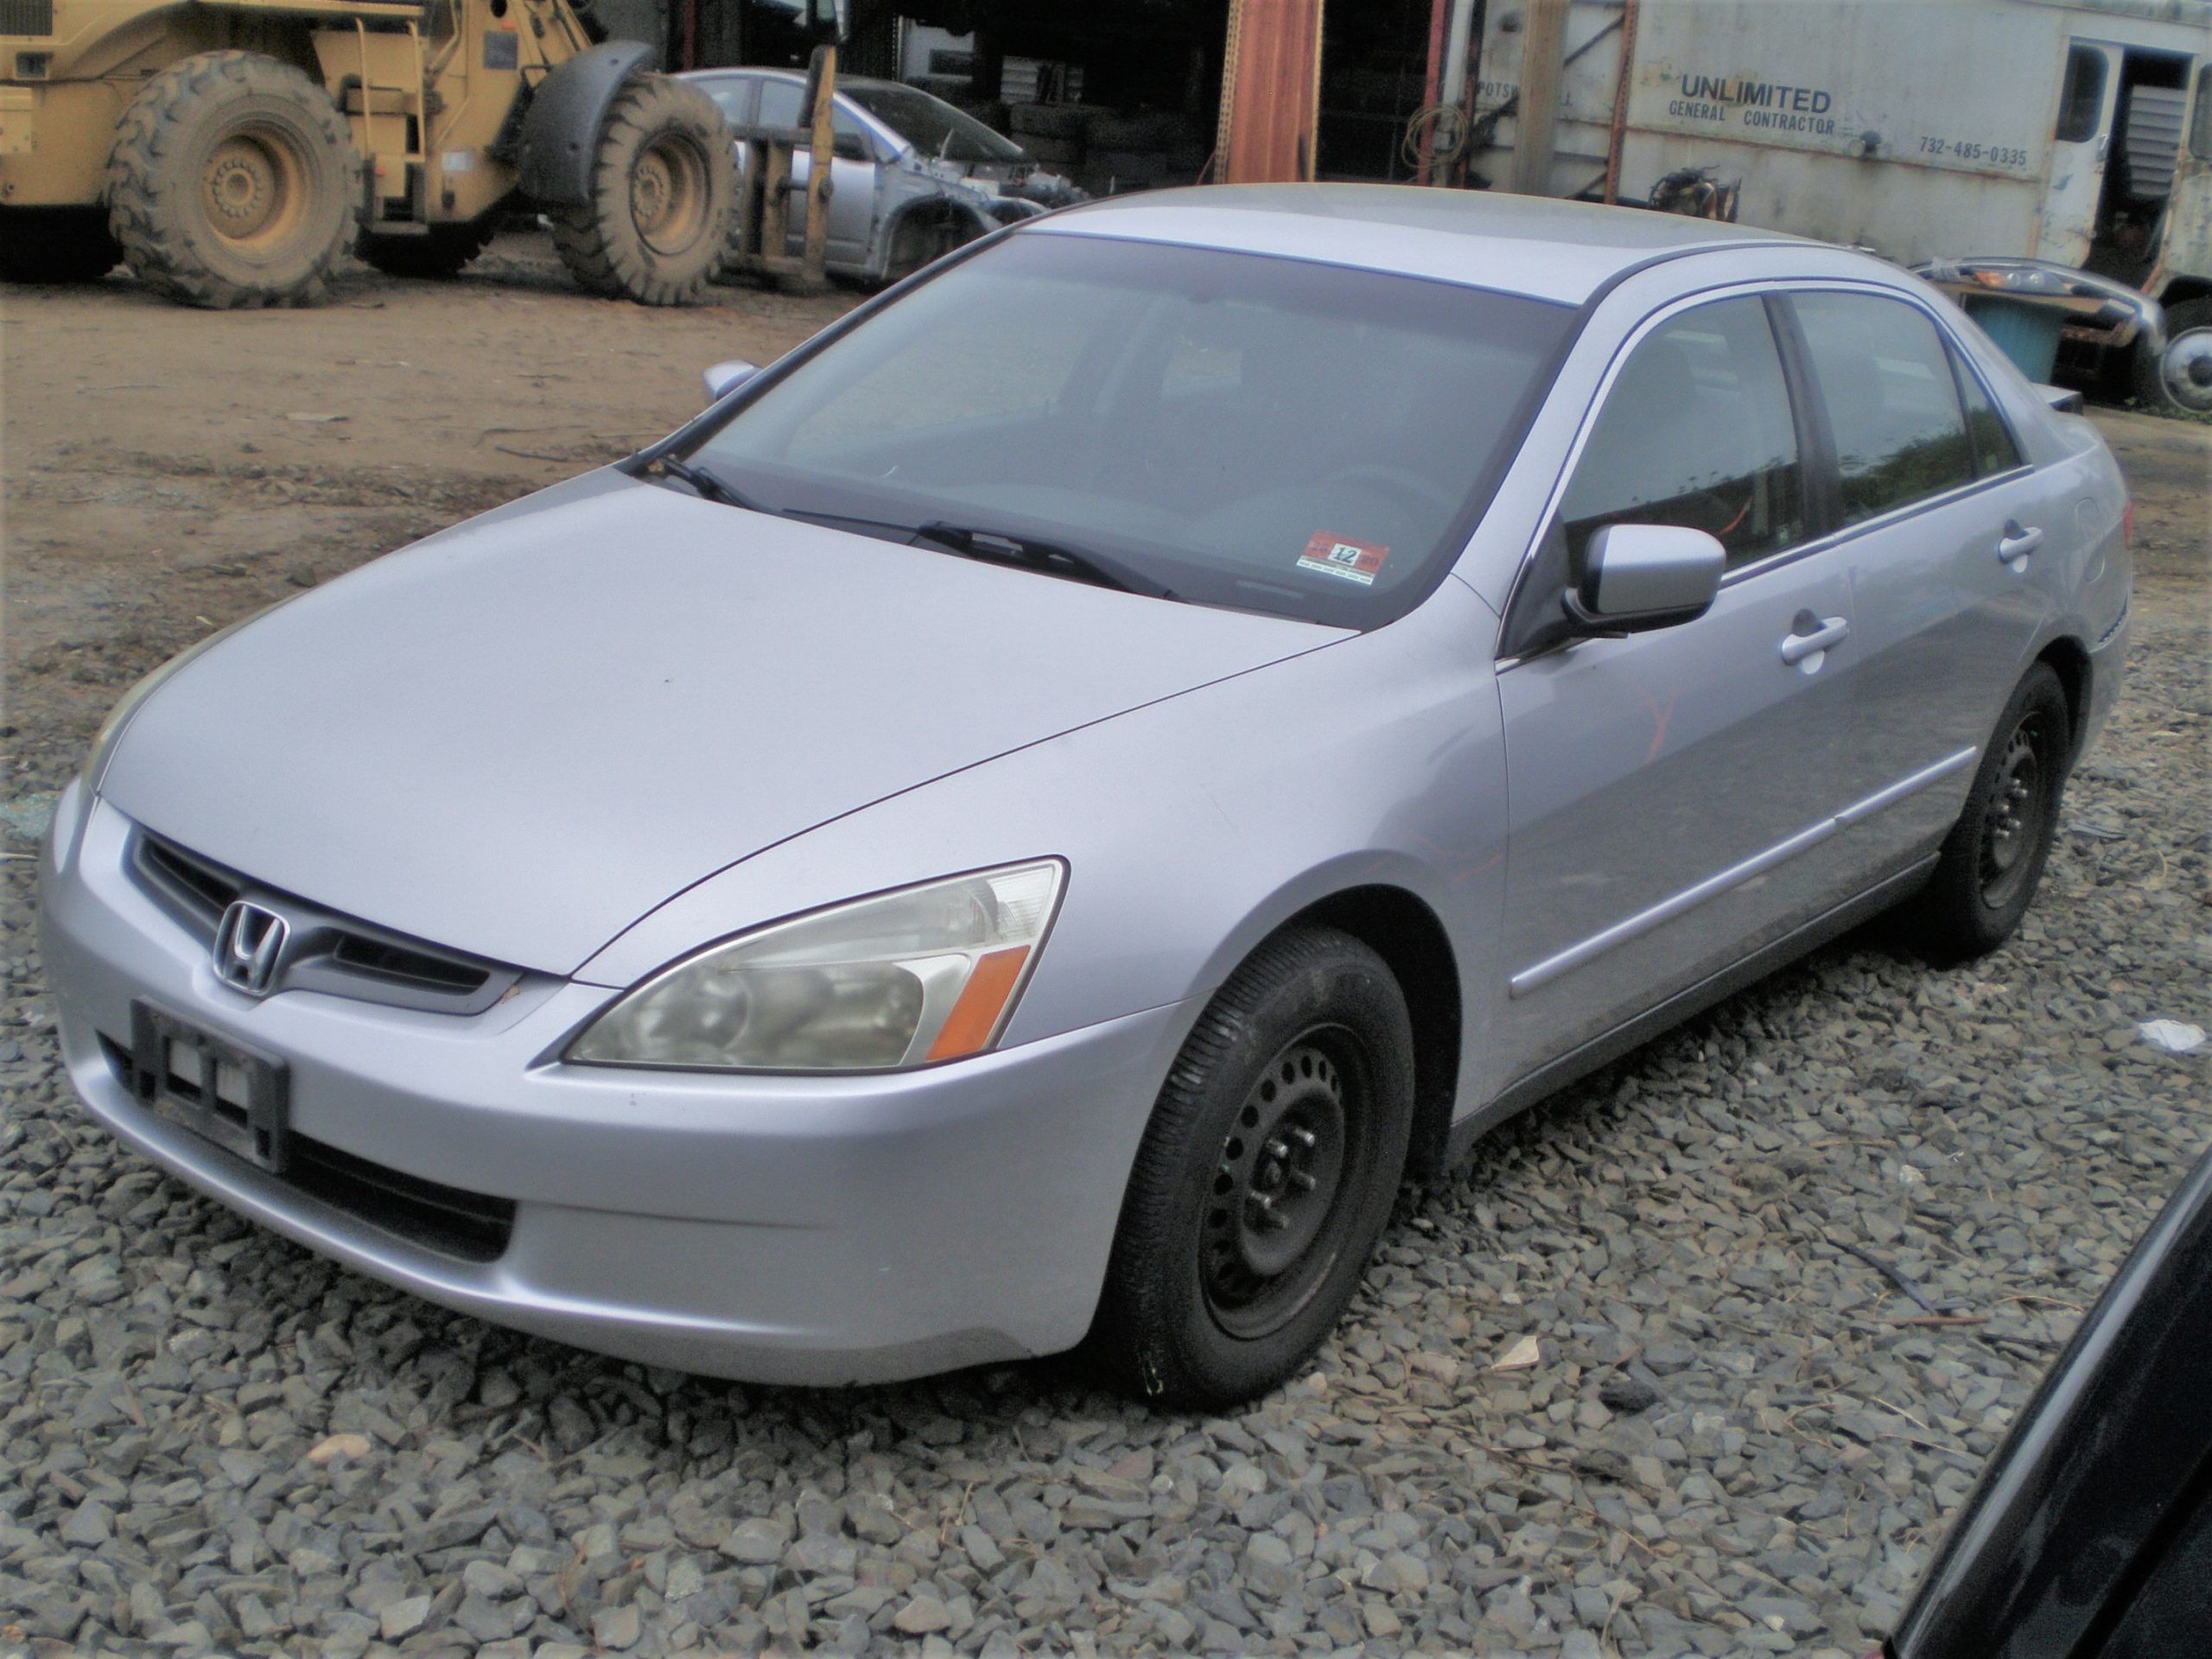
xmin=1901 ymin=663 xmax=2071 ymax=963
xmin=2135 ymin=298 xmax=2212 ymax=415
xmin=0 ymin=207 xmax=124 ymax=283
xmin=1090 ymin=926 xmax=1415 ymax=1407
xmin=549 ymin=74 xmax=733 ymax=306
xmin=107 ymin=50 xmax=360 ymax=309
xmin=360 ymin=219 xmax=495 ymax=280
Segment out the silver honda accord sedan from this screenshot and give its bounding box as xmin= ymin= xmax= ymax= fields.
xmin=38 ymin=186 xmax=2131 ymax=1405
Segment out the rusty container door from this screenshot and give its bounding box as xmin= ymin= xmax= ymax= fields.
xmin=1217 ymin=0 xmax=1327 ymax=183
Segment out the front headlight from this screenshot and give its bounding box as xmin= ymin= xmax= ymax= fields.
xmin=567 ymin=860 xmax=1065 ymax=1072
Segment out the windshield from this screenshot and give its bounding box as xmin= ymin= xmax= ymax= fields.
xmin=686 ymin=232 xmax=1574 ymax=626
xmin=841 ymin=82 xmax=1029 ymax=163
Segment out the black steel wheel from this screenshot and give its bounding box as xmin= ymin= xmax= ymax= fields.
xmin=1903 ymin=662 xmax=2071 ymax=963
xmin=1090 ymin=925 xmax=1415 ymax=1407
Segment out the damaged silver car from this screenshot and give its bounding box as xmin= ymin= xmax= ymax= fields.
xmin=683 ymin=69 xmax=1085 ymax=286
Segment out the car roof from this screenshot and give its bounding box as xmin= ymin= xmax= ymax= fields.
xmin=1032 ymin=183 xmax=1824 ymax=305
xmin=679 ymin=68 xmax=909 ymax=95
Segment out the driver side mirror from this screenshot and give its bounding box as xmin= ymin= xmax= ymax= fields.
xmin=1563 ymin=523 xmax=1724 ymax=634
xmin=702 ymin=359 xmax=759 ymax=404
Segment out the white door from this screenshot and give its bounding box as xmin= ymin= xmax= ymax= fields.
xmin=2037 ymin=41 xmax=2124 ymax=265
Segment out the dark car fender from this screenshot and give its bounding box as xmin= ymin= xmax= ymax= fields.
xmin=1891 ymin=1140 xmax=2212 ymax=1656
xmin=516 ymin=41 xmax=658 ymax=207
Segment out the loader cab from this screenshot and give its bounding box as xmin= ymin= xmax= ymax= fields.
xmin=2037 ymin=37 xmax=2202 ymax=289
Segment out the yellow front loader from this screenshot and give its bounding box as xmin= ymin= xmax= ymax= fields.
xmin=0 ymin=0 xmax=735 ymax=305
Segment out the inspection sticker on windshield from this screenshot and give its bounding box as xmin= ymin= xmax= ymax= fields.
xmin=1297 ymin=532 xmax=1389 ymax=586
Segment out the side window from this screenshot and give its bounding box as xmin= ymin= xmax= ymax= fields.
xmin=2192 ymin=65 xmax=2212 ymax=162
xmin=1558 ymin=296 xmax=1806 ymax=570
xmin=1952 ymin=349 xmax=2024 ymax=476
xmin=756 ymin=79 xmax=803 ymax=130
xmin=2056 ymin=45 xmax=2107 ymax=143
xmin=1793 ymin=292 xmax=1977 ymax=524
xmin=757 ymin=79 xmax=868 ymax=147
xmin=702 ymin=79 xmax=754 ymax=124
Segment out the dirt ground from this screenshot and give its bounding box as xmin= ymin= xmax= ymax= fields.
xmin=2 ymin=238 xmax=853 ymax=789
xmin=3 ymin=234 xmax=2207 ymax=791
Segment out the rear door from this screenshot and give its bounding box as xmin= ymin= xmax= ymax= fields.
xmin=1781 ymin=288 xmax=2055 ymax=870
xmin=1495 ymin=294 xmax=1881 ymax=1080
xmin=2039 ymin=41 xmax=2125 ymax=264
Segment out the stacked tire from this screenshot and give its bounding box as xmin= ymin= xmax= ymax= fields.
xmin=1009 ymin=101 xmax=1087 ymax=169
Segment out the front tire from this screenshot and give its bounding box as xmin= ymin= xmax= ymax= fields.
xmin=2135 ymin=298 xmax=2212 ymax=415
xmin=1904 ymin=663 xmax=2071 ymax=963
xmin=0 ymin=207 xmax=124 ymax=283
xmin=549 ymin=74 xmax=734 ymax=306
xmin=1091 ymin=926 xmax=1415 ymax=1407
xmin=107 ymin=50 xmax=360 ymax=309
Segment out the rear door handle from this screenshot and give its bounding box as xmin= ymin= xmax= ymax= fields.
xmin=1780 ymin=613 xmax=1850 ymax=667
xmin=1999 ymin=522 xmax=2044 ymax=567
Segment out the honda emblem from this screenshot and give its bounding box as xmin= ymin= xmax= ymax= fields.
xmin=213 ymin=901 xmax=288 ymax=996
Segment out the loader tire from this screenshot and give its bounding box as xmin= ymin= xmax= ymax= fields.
xmin=0 ymin=207 xmax=124 ymax=283
xmin=360 ymin=219 xmax=496 ymax=280
xmin=548 ymin=74 xmax=733 ymax=306
xmin=107 ymin=50 xmax=360 ymax=309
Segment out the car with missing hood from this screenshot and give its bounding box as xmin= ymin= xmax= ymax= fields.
xmin=38 ymin=186 xmax=2131 ymax=1405
xmin=682 ymin=67 xmax=1085 ymax=286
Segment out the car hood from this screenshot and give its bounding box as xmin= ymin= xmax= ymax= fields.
xmin=101 ymin=474 xmax=1338 ymax=974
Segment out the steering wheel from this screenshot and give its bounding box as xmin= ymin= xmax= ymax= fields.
xmin=1322 ymin=462 xmax=1464 ymax=521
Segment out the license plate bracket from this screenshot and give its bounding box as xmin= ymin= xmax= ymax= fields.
xmin=127 ymin=1001 xmax=290 ymax=1174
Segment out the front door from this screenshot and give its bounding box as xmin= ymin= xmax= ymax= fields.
xmin=2038 ymin=41 xmax=2124 ymax=265
xmin=760 ymin=79 xmax=877 ymax=269
xmin=1495 ymin=296 xmax=1884 ymax=1084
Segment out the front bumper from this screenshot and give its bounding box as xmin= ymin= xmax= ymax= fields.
xmin=38 ymin=789 xmax=1188 ymax=1384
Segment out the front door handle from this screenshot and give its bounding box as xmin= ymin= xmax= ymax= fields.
xmin=1999 ymin=522 xmax=2044 ymax=567
xmin=1780 ymin=613 xmax=1850 ymax=668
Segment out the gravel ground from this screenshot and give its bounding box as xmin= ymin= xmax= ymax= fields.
xmin=3 ymin=333 xmax=2207 ymax=1658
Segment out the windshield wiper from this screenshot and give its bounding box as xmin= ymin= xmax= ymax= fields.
xmin=652 ymin=454 xmax=769 ymax=514
xmin=912 ymin=521 xmax=1175 ymax=600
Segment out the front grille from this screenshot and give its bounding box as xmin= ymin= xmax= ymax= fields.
xmin=330 ymin=932 xmax=491 ymax=995
xmin=0 ymin=0 xmax=54 ymax=37
xmin=127 ymin=830 xmax=522 ymax=1015
xmin=138 ymin=835 xmax=239 ymax=924
xmin=286 ymin=1137 xmax=515 ymax=1262
xmin=101 ymin=1033 xmax=516 ymax=1262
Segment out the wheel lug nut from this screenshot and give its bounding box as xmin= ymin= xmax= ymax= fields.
xmin=1265 ymin=1138 xmax=1289 ymax=1161
xmin=1290 ymin=1169 xmax=1317 ymax=1192
xmin=1290 ymin=1127 xmax=1316 ymax=1148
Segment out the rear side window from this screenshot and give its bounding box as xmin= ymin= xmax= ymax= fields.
xmin=1953 ymin=350 xmax=2024 ymax=475
xmin=1559 ymin=296 xmax=1807 ymax=569
xmin=2056 ymin=45 xmax=2108 ymax=143
xmin=1792 ymin=292 xmax=1976 ymax=524
xmin=2193 ymin=65 xmax=2212 ymax=161
xmin=701 ymin=78 xmax=754 ymax=124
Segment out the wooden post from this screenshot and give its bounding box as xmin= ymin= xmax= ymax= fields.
xmin=800 ymin=41 xmax=836 ymax=287
xmin=1510 ymin=0 xmax=1568 ymax=198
